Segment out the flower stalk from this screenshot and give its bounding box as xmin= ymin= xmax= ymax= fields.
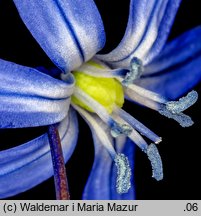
xmin=48 ymin=124 xmax=70 ymax=200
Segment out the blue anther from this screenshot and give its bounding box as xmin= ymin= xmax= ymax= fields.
xmin=111 ymin=122 xmax=132 ymax=138
xmin=147 ymin=144 xmax=163 ymax=181
xmin=166 ymin=90 xmax=198 ymax=114
xmin=122 ymin=57 xmax=143 ymax=86
xmin=114 ymin=153 xmax=131 ymax=194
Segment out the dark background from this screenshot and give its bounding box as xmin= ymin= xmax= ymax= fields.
xmin=0 ymin=0 xmax=201 ymax=200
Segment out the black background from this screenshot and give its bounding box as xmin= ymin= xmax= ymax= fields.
xmin=0 ymin=0 xmax=201 ymax=200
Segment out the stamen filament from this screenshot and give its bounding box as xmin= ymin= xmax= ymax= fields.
xmin=111 ymin=122 xmax=132 ymax=138
xmin=125 ymin=88 xmax=160 ymax=110
xmin=112 ymin=113 xmax=148 ymax=151
xmin=125 ymin=85 xmax=198 ymax=127
xmin=47 ymin=124 xmax=70 ymax=200
xmin=113 ymin=113 xmax=163 ymax=179
xmin=76 ymin=63 xmax=128 ymax=78
xmin=125 ymin=83 xmax=167 ymax=103
xmin=129 ymin=131 xmax=149 ymax=152
xmin=72 ymin=104 xmax=116 ymax=158
xmin=114 ymin=106 xmax=162 ymax=144
xmin=73 ymin=87 xmax=111 ymax=123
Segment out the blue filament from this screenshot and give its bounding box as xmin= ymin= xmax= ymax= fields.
xmin=114 ymin=107 xmax=162 ymax=144
xmin=110 ymin=122 xmax=132 ymax=138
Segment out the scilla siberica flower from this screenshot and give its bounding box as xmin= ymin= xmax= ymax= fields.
xmin=0 ymin=0 xmax=201 ymax=199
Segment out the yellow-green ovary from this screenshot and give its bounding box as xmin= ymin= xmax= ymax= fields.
xmin=72 ymin=67 xmax=124 ymax=114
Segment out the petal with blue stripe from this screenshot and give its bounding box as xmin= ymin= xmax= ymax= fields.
xmin=0 ymin=59 xmax=74 ymax=128
xmin=97 ymin=0 xmax=181 ymax=68
xmin=13 ymin=0 xmax=105 ymax=73
xmin=136 ymin=27 xmax=201 ymax=99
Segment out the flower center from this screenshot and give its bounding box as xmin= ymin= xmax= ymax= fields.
xmin=67 ymin=58 xmax=166 ymax=194
xmin=71 ymin=61 xmax=124 ymax=114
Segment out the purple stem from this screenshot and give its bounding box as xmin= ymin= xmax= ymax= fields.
xmin=48 ymin=124 xmax=70 ymax=200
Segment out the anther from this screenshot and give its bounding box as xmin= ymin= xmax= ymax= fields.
xmin=159 ymin=106 xmax=194 ymax=127
xmin=114 ymin=153 xmax=131 ymax=194
xmin=166 ymin=90 xmax=198 ymax=114
xmin=111 ymin=122 xmax=133 ymax=138
xmin=122 ymin=57 xmax=143 ymax=86
xmin=147 ymin=144 xmax=163 ymax=181
xmin=158 ymin=90 xmax=198 ymax=127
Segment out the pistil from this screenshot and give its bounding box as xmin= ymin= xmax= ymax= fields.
xmin=73 ymin=87 xmax=132 ymax=137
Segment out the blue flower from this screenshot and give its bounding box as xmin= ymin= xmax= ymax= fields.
xmin=0 ymin=0 xmax=201 ymax=199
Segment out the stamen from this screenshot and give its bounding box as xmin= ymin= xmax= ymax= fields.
xmin=114 ymin=153 xmax=131 ymax=194
xmin=111 ymin=122 xmax=133 ymax=138
xmin=159 ymin=106 xmax=194 ymax=127
xmin=166 ymin=90 xmax=198 ymax=114
xmin=114 ymin=106 xmax=162 ymax=144
xmin=76 ymin=63 xmax=129 ymax=78
xmin=72 ymin=104 xmax=116 ymax=158
xmin=129 ymin=131 xmax=148 ymax=152
xmin=112 ymin=113 xmax=148 ymax=151
xmin=125 ymin=88 xmax=160 ymax=110
xmin=125 ymin=83 xmax=167 ymax=103
xmin=122 ymin=57 xmax=143 ymax=86
xmin=113 ymin=114 xmax=162 ymax=181
xmin=158 ymin=90 xmax=198 ymax=127
xmin=125 ymin=85 xmax=197 ymax=127
xmin=73 ymin=104 xmax=132 ymax=194
xmin=147 ymin=143 xmax=163 ymax=181
xmin=47 ymin=124 xmax=70 ymax=200
xmin=73 ymin=87 xmax=132 ymax=137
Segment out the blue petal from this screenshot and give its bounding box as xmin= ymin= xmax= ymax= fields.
xmin=13 ymin=0 xmax=105 ymax=73
xmin=80 ymin=113 xmax=135 ymax=200
xmin=0 ymin=108 xmax=78 ymax=198
xmin=97 ymin=0 xmax=181 ymax=68
xmin=83 ymin=131 xmax=112 ymax=199
xmin=136 ymin=27 xmax=201 ymax=99
xmin=0 ymin=59 xmax=74 ymax=128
